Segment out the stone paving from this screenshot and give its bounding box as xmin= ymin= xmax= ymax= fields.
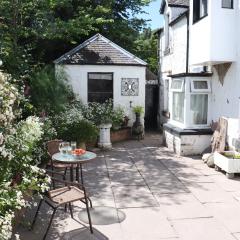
xmin=15 ymin=133 xmax=240 ymax=240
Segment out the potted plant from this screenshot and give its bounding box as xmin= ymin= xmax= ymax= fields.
xmin=132 ymin=105 xmax=144 ymax=140
xmin=214 ymin=150 xmax=240 ymax=178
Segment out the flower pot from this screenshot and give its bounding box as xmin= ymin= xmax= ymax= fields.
xmin=98 ymin=123 xmax=112 ymax=150
xmin=214 ymin=151 xmax=240 ymax=178
xmin=132 ymin=113 xmax=144 ymax=140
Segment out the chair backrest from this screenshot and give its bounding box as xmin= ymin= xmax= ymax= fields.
xmin=47 ymin=140 xmax=62 ymax=157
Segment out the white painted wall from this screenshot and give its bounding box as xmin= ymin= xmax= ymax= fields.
xmin=58 ymin=64 xmax=146 ymax=126
xmin=189 ymin=0 xmax=237 ymax=65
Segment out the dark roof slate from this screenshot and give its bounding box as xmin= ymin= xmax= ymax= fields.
xmin=54 ymin=34 xmax=147 ymax=66
xmin=168 ymin=0 xmax=189 ymax=6
xmin=160 ymin=0 xmax=189 ymax=14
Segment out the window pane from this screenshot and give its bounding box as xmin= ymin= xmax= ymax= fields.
xmin=222 ymin=0 xmax=233 ymax=8
xmin=190 ymin=94 xmax=208 ymax=125
xmin=88 ymin=79 xmax=113 ymax=93
xmin=200 ymin=0 xmax=208 ymax=18
xmin=88 ymin=73 xmax=113 ymax=103
xmin=172 ymin=92 xmax=184 ymax=123
xmin=171 ymin=80 xmax=183 ymax=90
xmin=193 ymin=81 xmax=208 ymax=89
xmin=89 ymin=73 xmax=112 ymax=80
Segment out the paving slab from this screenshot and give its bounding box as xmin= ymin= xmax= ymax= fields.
xmin=112 ymin=185 xmax=159 ymax=208
xmin=155 ymin=193 xmax=212 ymax=220
xmin=120 ymin=207 xmax=177 ymax=240
xmin=204 ymin=202 xmax=240 ymax=233
xmin=171 ymin=217 xmax=236 ymax=240
xmin=186 ymin=182 xmax=236 ymax=203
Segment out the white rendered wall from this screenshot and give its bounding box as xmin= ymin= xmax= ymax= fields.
xmin=189 ymin=0 xmax=237 ymax=65
xmin=171 ymin=18 xmax=188 ymax=74
xmin=164 ymin=130 xmax=212 ymax=156
xmin=58 ymin=64 xmax=146 ymax=125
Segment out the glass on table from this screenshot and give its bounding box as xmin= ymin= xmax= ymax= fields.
xmin=71 ymin=141 xmax=77 ymax=151
xmin=59 ymin=142 xmax=71 ymax=154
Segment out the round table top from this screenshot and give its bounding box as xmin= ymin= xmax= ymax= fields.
xmin=52 ymin=151 xmax=97 ymax=164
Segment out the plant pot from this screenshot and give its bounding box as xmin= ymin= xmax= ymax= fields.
xmin=132 ymin=113 xmax=144 ymax=140
xmin=98 ymin=123 xmax=112 ymax=150
xmin=214 ymin=151 xmax=240 ymax=178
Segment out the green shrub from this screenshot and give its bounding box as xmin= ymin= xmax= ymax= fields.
xmin=29 ymin=65 xmax=74 ymax=115
xmin=52 ymin=106 xmax=98 ymax=145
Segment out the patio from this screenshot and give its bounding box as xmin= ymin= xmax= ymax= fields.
xmin=15 ymin=133 xmax=240 ymax=240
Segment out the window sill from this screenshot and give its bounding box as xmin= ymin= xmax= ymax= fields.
xmin=193 ymin=14 xmax=208 ymax=25
xmin=163 ymin=123 xmax=213 ymax=137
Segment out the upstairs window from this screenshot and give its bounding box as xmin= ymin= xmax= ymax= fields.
xmin=193 ymin=0 xmax=208 ymax=23
xmin=222 ymin=0 xmax=233 ymax=8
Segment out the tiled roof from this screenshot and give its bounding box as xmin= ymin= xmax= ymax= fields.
xmin=168 ymin=0 xmax=189 ymax=6
xmin=54 ymin=34 xmax=147 ymax=66
xmin=160 ymin=0 xmax=189 ymax=14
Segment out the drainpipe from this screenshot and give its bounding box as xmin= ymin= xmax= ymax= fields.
xmin=186 ymin=10 xmax=190 ymax=74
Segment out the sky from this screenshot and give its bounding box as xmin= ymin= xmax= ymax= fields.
xmin=138 ymin=0 xmax=164 ymax=30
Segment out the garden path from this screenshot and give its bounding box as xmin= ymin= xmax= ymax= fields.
xmin=15 ymin=133 xmax=240 ymax=240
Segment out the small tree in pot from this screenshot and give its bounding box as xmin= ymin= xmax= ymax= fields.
xmin=132 ymin=106 xmax=144 ymax=140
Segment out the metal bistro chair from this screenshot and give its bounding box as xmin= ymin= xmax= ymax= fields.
xmin=47 ymin=140 xmax=93 ymax=208
xmin=31 ymin=171 xmax=93 ymax=240
xmin=47 ymin=140 xmax=73 ymax=181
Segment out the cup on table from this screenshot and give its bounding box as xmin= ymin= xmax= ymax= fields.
xmin=59 ymin=142 xmax=71 ymax=154
xmin=71 ymin=141 xmax=77 ymax=151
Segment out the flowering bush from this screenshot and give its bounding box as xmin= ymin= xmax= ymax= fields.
xmin=81 ymin=99 xmax=126 ymax=129
xmin=0 ymin=72 xmax=51 ymax=240
xmin=52 ymin=106 xmax=98 ymax=145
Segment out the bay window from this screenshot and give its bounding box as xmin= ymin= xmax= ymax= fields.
xmin=170 ymin=77 xmax=211 ymax=128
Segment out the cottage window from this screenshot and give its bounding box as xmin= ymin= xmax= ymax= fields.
xmin=171 ymin=79 xmax=185 ymax=123
xmin=222 ymin=0 xmax=233 ymax=8
xmin=88 ymin=73 xmax=113 ymax=103
xmin=170 ymin=78 xmax=211 ymax=128
xmin=193 ymin=0 xmax=208 ymax=23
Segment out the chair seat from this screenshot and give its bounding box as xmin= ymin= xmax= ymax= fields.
xmin=47 ymin=161 xmax=77 ymax=169
xmin=48 ymin=186 xmax=85 ymax=205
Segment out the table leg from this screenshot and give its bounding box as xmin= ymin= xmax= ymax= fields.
xmin=70 ymin=164 xmax=74 ymax=182
xmin=76 ymin=164 xmax=80 ymax=182
xmin=80 ymin=164 xmax=84 ymax=185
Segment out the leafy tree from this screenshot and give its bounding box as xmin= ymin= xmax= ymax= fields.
xmin=134 ymin=27 xmax=158 ymax=73
xmin=29 ymin=65 xmax=74 ymax=115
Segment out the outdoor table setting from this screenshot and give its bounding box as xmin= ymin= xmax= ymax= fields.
xmin=52 ymin=141 xmax=97 ymax=185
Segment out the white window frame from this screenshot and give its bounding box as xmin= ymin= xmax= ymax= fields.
xmin=169 ymin=77 xmax=211 ymax=129
xmin=170 ymin=79 xmax=185 ymax=92
xmin=190 ymin=79 xmax=211 ymax=93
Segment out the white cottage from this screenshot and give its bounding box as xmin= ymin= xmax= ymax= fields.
xmin=54 ymin=34 xmax=147 ymax=125
xmin=158 ymin=0 xmax=240 ymax=155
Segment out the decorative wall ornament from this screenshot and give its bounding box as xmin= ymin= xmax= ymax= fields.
xmin=121 ymin=78 xmax=139 ymax=96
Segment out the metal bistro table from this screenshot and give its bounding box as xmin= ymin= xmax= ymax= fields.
xmin=52 ymin=151 xmax=97 ymax=186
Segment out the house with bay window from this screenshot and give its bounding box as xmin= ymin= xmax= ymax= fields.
xmin=158 ymin=0 xmax=238 ymax=155
xmin=54 ymin=34 xmax=147 ymax=126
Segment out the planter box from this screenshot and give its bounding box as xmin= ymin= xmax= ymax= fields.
xmin=214 ymin=151 xmax=240 ymax=178
xmin=110 ymin=127 xmax=131 ymax=143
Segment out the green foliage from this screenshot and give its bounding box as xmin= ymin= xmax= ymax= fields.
xmin=29 ymin=65 xmax=74 ymax=115
xmin=52 ymin=107 xmax=98 ymax=144
xmin=0 ymin=0 xmax=153 ymax=79
xmin=134 ymin=28 xmax=158 ymax=73
xmin=81 ymin=99 xmax=125 ymax=128
xmin=133 ymin=105 xmax=144 ymax=114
